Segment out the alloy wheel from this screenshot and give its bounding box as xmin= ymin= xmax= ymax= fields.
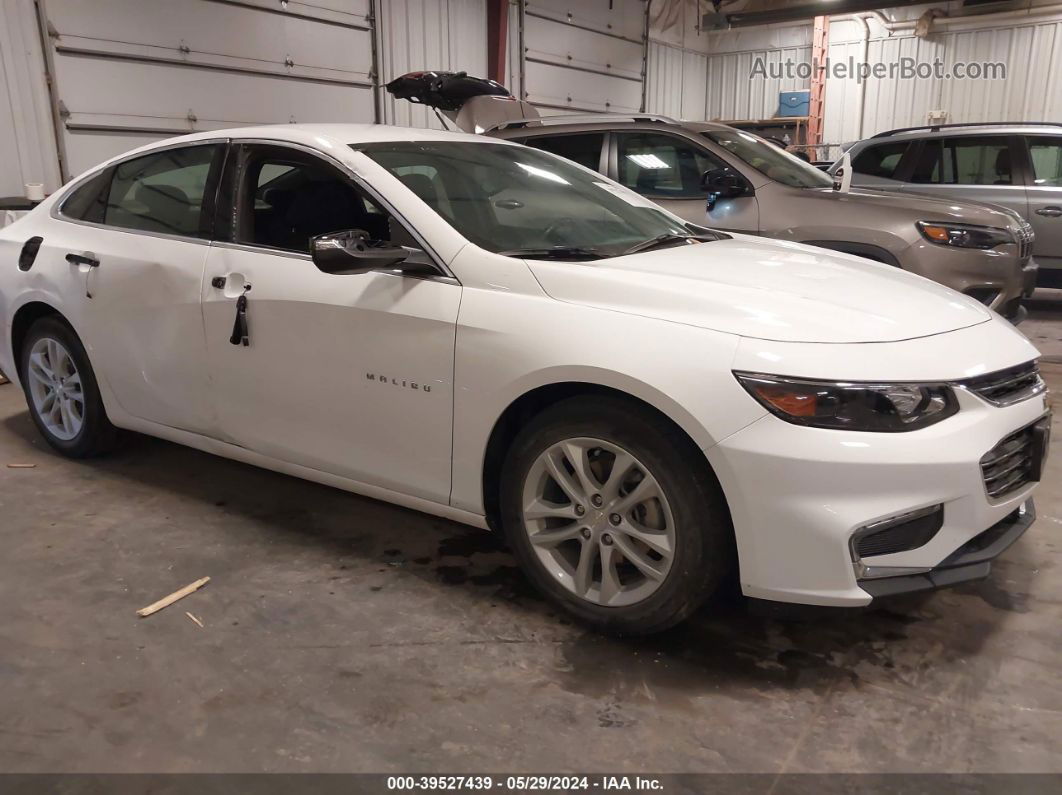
xmin=26 ymin=337 xmax=85 ymax=441
xmin=520 ymin=437 xmax=676 ymax=607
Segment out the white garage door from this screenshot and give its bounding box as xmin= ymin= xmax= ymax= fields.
xmin=519 ymin=0 xmax=648 ymax=114
xmin=40 ymin=0 xmax=377 ymax=178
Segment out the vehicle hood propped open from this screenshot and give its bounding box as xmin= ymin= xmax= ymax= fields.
xmin=384 ymin=71 xmax=540 ymax=133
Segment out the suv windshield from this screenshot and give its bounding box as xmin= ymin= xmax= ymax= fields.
xmin=356 ymin=141 xmax=707 ymax=258
xmin=705 ymin=130 xmax=833 ymax=189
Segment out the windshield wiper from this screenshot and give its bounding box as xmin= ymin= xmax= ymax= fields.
xmin=498 ymin=246 xmax=608 ymax=261
xmin=620 ymin=232 xmax=719 ymax=256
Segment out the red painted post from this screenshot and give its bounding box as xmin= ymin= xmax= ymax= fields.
xmin=487 ymin=0 xmax=509 ymax=85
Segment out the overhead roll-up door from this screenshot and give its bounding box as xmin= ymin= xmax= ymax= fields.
xmin=518 ymin=0 xmax=649 ymax=115
xmin=38 ymin=0 xmax=378 ymax=178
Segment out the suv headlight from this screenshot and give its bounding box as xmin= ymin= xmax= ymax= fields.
xmin=916 ymin=221 xmax=1014 ymax=250
xmin=734 ymin=372 xmax=958 ymax=432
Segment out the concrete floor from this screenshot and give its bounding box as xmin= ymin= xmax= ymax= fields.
xmin=0 ymin=365 xmax=1060 ymax=774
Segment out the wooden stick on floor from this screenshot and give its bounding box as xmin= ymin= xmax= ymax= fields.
xmin=136 ymin=577 xmax=210 ymax=618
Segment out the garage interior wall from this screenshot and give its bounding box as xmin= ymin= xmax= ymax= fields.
xmin=377 ymin=0 xmax=487 ymax=129
xmin=0 ymin=0 xmax=61 ymax=196
xmin=648 ymin=0 xmax=811 ymax=122
xmin=514 ymin=0 xmax=649 ymax=115
xmin=647 ymin=0 xmax=1062 ymax=149
xmin=823 ymin=4 xmax=1062 ymax=146
xmin=0 ymin=0 xmax=489 ymax=194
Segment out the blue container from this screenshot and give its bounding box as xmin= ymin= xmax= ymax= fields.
xmin=777 ymin=90 xmax=810 ymax=117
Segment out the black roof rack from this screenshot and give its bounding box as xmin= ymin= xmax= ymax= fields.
xmin=872 ymin=121 xmax=1062 ymax=138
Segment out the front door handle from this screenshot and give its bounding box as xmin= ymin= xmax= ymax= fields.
xmin=1036 ymin=206 xmax=1062 ymax=218
xmin=65 ymin=252 xmax=99 ymax=267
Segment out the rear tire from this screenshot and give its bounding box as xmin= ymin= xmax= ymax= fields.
xmin=499 ymin=396 xmax=733 ymax=635
xmin=19 ymin=316 xmax=118 ymax=458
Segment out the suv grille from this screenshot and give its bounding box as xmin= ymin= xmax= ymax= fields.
xmin=980 ymin=421 xmax=1048 ymax=500
xmin=1017 ymin=223 xmax=1034 ymax=260
xmin=959 ymin=361 xmax=1045 ymax=407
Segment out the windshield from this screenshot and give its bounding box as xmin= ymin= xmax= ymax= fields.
xmin=356 ymin=141 xmax=699 ymax=257
xmin=705 ymin=130 xmax=833 ymax=189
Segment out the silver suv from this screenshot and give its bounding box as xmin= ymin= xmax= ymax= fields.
xmin=387 ymin=72 xmax=1036 ymax=320
xmin=831 ymin=123 xmax=1060 ymax=289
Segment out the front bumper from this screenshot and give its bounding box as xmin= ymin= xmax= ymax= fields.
xmin=905 ymin=239 xmax=1028 ymax=314
xmin=1023 ymin=257 xmax=1039 ymax=297
xmin=705 ymin=370 xmax=1048 ymax=608
xmin=859 ymin=500 xmax=1035 ymax=599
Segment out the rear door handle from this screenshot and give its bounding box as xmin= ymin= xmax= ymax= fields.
xmin=66 ymin=252 xmax=99 ymax=267
xmin=1036 ymin=206 xmax=1062 ymax=218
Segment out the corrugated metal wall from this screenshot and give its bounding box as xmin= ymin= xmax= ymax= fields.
xmin=648 ymin=2 xmax=1062 ymax=146
xmin=703 ymin=42 xmax=812 ymax=121
xmin=377 ymin=0 xmax=488 ymax=129
xmin=646 ymin=42 xmax=707 ymax=120
xmin=647 ymin=8 xmax=812 ymax=122
xmin=826 ymin=14 xmax=1062 ymax=144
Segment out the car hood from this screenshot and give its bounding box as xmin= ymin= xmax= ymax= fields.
xmin=526 ymin=236 xmax=992 ymax=343
xmin=815 ymin=186 xmax=1025 ymax=229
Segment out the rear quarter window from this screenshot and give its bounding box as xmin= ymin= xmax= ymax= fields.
xmin=59 ymin=168 xmax=113 ymax=223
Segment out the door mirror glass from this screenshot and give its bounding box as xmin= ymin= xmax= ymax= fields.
xmin=311 ymin=230 xmax=408 ymax=275
xmin=701 ymin=167 xmax=751 ymax=209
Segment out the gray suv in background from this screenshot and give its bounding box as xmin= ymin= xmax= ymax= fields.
xmin=832 ymin=123 xmax=1061 ymax=288
xmin=386 ymin=71 xmax=1035 ymax=320
xmin=494 ymin=117 xmax=1034 ymax=318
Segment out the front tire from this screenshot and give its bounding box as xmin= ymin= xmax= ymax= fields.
xmin=19 ymin=317 xmax=118 ymax=457
xmin=499 ymin=396 xmax=733 ymax=635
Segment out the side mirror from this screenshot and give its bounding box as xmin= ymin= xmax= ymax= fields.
xmin=310 ymin=230 xmax=409 ymax=275
xmin=701 ymin=167 xmax=751 ymax=210
xmin=833 ymin=151 xmax=852 ymax=193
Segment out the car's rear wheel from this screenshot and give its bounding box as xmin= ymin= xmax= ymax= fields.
xmin=19 ymin=317 xmax=117 ymax=457
xmin=500 ymin=396 xmax=733 ymax=635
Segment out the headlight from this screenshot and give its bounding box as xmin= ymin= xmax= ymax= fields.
xmin=916 ymin=221 xmax=1014 ymax=250
xmin=734 ymin=372 xmax=958 ymax=432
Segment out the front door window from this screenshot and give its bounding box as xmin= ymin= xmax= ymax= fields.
xmin=616 ymin=133 xmax=724 ymax=198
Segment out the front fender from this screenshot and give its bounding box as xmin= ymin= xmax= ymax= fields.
xmin=448 ymin=289 xmax=765 ymax=515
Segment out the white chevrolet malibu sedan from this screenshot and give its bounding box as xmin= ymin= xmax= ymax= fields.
xmin=0 ymin=125 xmax=1050 ymax=634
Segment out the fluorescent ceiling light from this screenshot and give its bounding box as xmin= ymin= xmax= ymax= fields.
xmin=626 ymin=153 xmax=669 ymax=169
xmin=517 ymin=162 xmax=569 ymax=184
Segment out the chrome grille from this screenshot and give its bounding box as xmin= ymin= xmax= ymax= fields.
xmin=980 ymin=420 xmax=1048 ymax=500
xmin=959 ymin=361 xmax=1045 ymax=407
xmin=1017 ymin=222 xmax=1034 ymax=261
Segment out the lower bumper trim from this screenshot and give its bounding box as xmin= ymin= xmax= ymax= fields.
xmin=859 ymin=499 xmax=1035 ymax=600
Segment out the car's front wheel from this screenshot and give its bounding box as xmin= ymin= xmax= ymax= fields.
xmin=19 ymin=316 xmax=118 ymax=457
xmin=500 ymin=396 xmax=733 ymax=635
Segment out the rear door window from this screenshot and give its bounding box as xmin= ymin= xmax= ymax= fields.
xmin=522 ymin=133 xmax=605 ymax=172
xmin=851 ymin=141 xmax=910 ymax=179
xmin=910 ymin=136 xmax=1014 ymax=185
xmin=101 ymin=144 xmax=224 ymax=237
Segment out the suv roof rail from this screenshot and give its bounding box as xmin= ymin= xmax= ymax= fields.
xmin=872 ymin=121 xmax=1062 ymax=138
xmin=489 ymin=113 xmax=678 ymax=132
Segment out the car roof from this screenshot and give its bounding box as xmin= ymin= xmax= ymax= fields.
xmin=78 ymin=123 xmax=509 ymax=175
xmin=862 ymin=124 xmax=1062 ymax=144
xmin=492 ymin=117 xmax=735 ymax=138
